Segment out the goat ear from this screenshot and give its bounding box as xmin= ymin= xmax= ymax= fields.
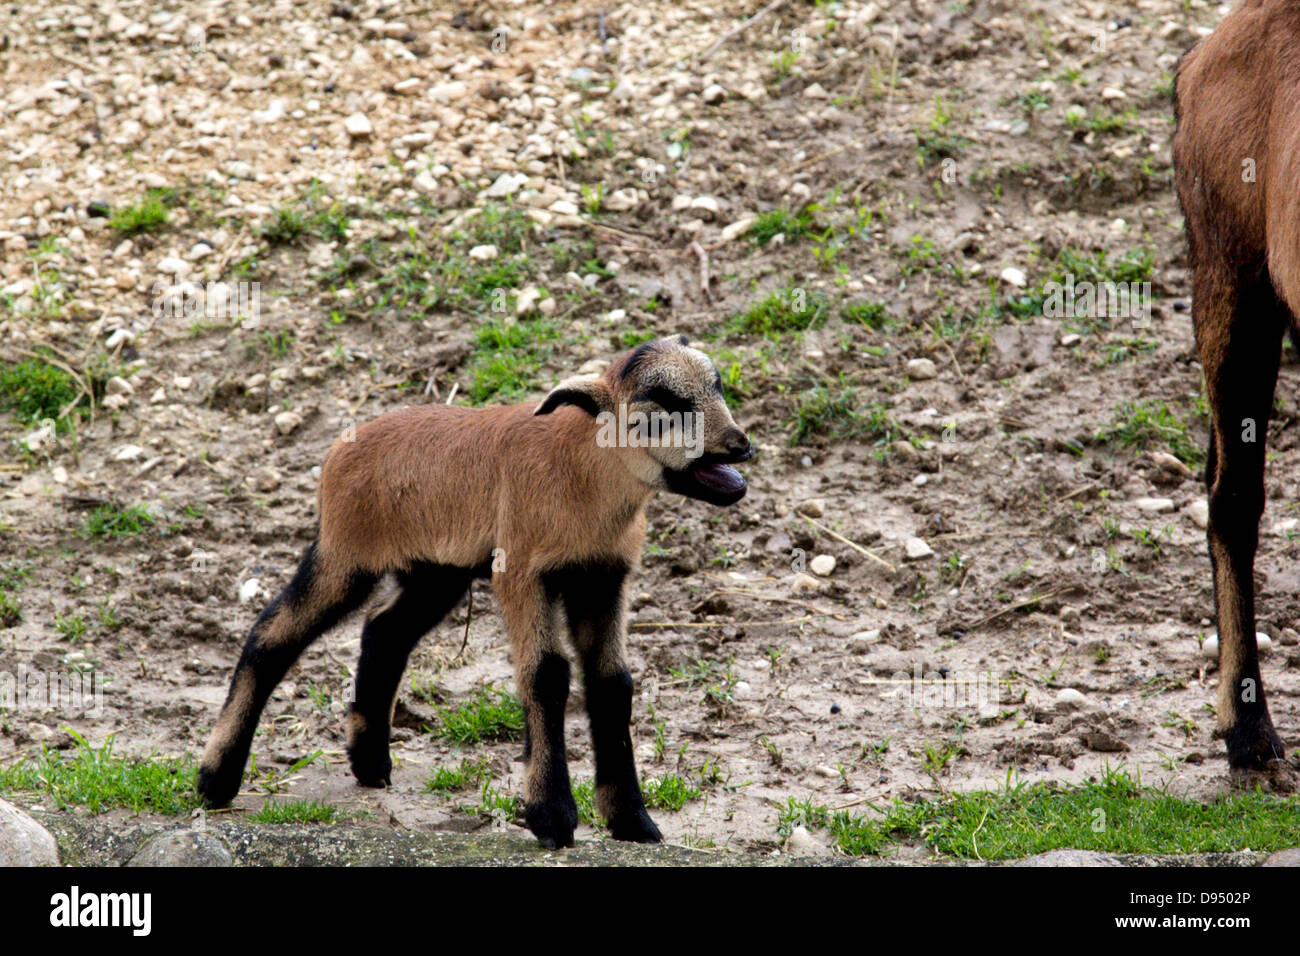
xmin=535 ymin=375 xmax=613 ymax=417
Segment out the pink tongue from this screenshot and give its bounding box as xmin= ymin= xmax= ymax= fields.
xmin=693 ymin=463 xmax=745 ymax=493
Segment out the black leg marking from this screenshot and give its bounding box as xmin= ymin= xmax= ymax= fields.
xmin=198 ymin=541 xmax=376 ymax=808
xmin=522 ymin=651 xmax=577 ymax=849
xmin=587 ymin=669 xmax=661 ymax=843
xmin=348 ymin=563 xmax=471 ymax=788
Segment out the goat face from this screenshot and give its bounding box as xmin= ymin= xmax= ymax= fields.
xmin=535 ymin=335 xmax=754 ymax=505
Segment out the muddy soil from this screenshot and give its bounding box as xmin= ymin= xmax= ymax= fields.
xmin=2 ymin=0 xmax=1297 ymax=856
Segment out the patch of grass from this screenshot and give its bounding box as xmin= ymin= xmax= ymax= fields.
xmin=466 ymin=778 xmax=521 ymax=822
xmin=424 ymin=757 xmax=492 ymax=795
xmin=727 ymin=286 xmax=829 ymax=337
xmin=109 ymin=189 xmax=175 ymax=236
xmin=572 ymin=779 xmax=600 ymax=828
xmin=467 ymin=317 xmax=563 ymax=404
xmin=840 ymin=300 xmax=892 ymax=330
xmin=779 ymin=766 xmax=1300 ymax=858
xmin=789 ymin=383 xmax=898 ymax=447
xmin=0 ymin=730 xmax=199 ymax=815
xmin=1095 ymin=399 xmax=1204 ymax=466
xmin=668 ymin=655 xmax=738 ymax=705
xmin=746 ymin=207 xmax=824 ymax=247
xmin=641 ymin=774 xmax=701 ymax=812
xmin=248 ymin=798 xmax=340 ymax=823
xmin=55 ymin=612 xmax=86 ymax=642
xmin=0 ymin=356 xmax=84 ymax=432
xmin=83 ymin=504 xmax=154 ymax=540
xmin=262 ymin=205 xmax=309 ymax=244
xmin=433 ymin=686 xmax=525 ymax=745
xmin=0 ymin=590 xmax=20 ymax=627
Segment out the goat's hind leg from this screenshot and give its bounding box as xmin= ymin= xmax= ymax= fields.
xmin=497 ymin=568 xmax=577 ymax=848
xmin=347 ymin=563 xmax=471 ymax=787
xmin=1196 ymin=264 xmax=1288 ymax=771
xmin=198 ymin=541 xmax=377 ymax=807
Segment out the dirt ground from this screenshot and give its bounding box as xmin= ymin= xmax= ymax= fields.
xmin=3 ymin=0 xmax=1298 ymax=856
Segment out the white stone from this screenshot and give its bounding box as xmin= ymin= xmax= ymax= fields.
xmin=1134 ymin=497 xmax=1175 ymax=513
xmin=468 ymin=244 xmax=498 ymax=261
xmin=1000 ymin=267 xmax=1027 ymax=288
xmin=273 ymin=411 xmax=302 ymax=436
xmin=111 ymin=444 xmax=145 ymax=462
xmin=810 ymin=554 xmax=836 ymax=577
xmin=1055 ymin=688 xmax=1087 ymax=710
xmin=239 ymin=578 xmax=261 ymax=604
xmin=904 ymin=537 xmax=934 ymax=560
xmin=483 ymin=172 xmax=527 ymax=198
xmin=907 ymin=357 xmax=938 ymax=380
xmin=786 ymin=825 xmax=831 ymax=856
xmin=1187 ymin=499 xmax=1209 ymax=529
xmin=344 ymin=113 xmax=372 ymax=138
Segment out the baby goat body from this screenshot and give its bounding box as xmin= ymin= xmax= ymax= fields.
xmin=197 ymin=335 xmax=753 ymax=847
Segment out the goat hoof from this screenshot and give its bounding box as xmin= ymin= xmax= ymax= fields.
xmin=525 ymin=800 xmax=577 ymax=849
xmin=1224 ymin=722 xmax=1286 ymax=771
xmin=608 ymin=808 xmax=662 ymax=844
xmin=196 ymin=765 xmax=240 ymax=808
xmin=348 ymin=750 xmax=393 ymax=788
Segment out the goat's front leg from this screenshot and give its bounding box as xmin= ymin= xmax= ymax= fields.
xmin=557 ymin=562 xmax=662 ymax=843
xmin=495 ymin=568 xmax=577 ymax=848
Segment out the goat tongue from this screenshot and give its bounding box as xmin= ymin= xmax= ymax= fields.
xmin=692 ymin=462 xmax=745 ymax=495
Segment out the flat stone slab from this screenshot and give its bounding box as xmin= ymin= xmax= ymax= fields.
xmin=30 ymin=814 xmax=1277 ymax=867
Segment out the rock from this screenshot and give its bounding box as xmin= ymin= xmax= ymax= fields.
xmin=1000 ymin=266 xmax=1027 ymax=288
xmin=253 ymin=468 xmax=281 ymax=492
xmin=1262 ymin=848 xmax=1300 ymax=867
xmin=1014 ymin=849 xmax=1120 ymax=867
xmin=468 ymin=244 xmax=498 ymax=261
xmin=790 ymin=572 xmax=824 ymax=594
xmin=515 ymin=286 xmax=543 ymax=316
xmin=796 ymin=498 xmax=825 ymax=518
xmin=344 ymin=112 xmax=372 ymax=139
xmin=810 ymin=554 xmax=836 ymax=577
xmin=239 ymin=578 xmax=261 ymax=604
xmin=904 ymin=537 xmax=934 ymax=561
xmin=1150 ymin=451 xmax=1193 ymax=478
xmin=701 ymin=83 xmax=726 ymax=104
xmin=689 ymin=196 xmax=720 ymax=217
xmin=0 ymin=798 xmax=58 ymax=866
xmin=1202 ymin=633 xmax=1270 ymax=659
xmin=802 ymin=82 xmax=829 ymax=99
xmin=127 ymin=829 xmax=231 ymax=867
xmin=906 ymin=357 xmax=938 ymax=381
xmin=1134 ymin=497 xmax=1175 ymax=513
xmin=721 ymin=216 xmax=756 ymax=242
xmin=252 ymin=99 xmax=285 ymax=124
xmin=112 ymin=444 xmax=145 ymax=462
xmin=1055 ymin=688 xmax=1087 ymax=710
xmin=1187 ymin=499 xmax=1209 ymax=529
xmin=105 ymin=376 xmax=134 ymax=396
xmin=785 ymin=825 xmax=832 ymax=856
xmin=483 ymin=172 xmax=527 ymax=198
xmin=274 ymin=411 xmax=302 ymax=435
xmin=1079 ymin=729 xmax=1130 ymax=753
xmin=848 ymin=630 xmax=881 ymax=654
xmin=157 ymin=256 xmax=190 ymax=275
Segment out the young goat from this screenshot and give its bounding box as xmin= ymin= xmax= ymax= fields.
xmin=1173 ymin=0 xmax=1298 ymax=776
xmin=197 ymin=335 xmax=754 ymax=847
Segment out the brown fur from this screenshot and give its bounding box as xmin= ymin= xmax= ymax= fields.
xmin=1173 ymin=0 xmax=1297 ymax=772
xmin=197 ymin=336 xmax=753 ymax=846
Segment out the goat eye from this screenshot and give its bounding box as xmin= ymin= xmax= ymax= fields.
xmin=641 ymin=387 xmax=691 ymax=414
